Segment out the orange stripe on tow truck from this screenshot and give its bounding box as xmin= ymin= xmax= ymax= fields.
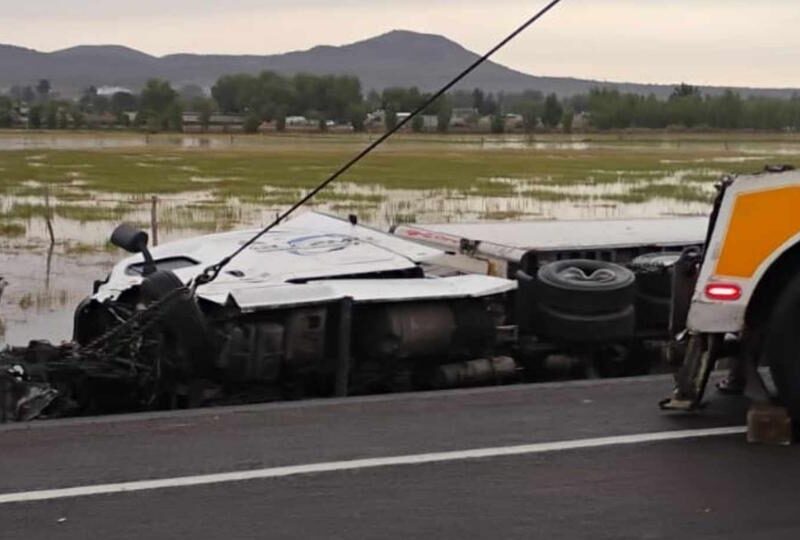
xmin=716 ymin=186 xmax=800 ymax=278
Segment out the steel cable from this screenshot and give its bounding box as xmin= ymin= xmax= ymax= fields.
xmin=195 ymin=0 xmax=567 ymax=286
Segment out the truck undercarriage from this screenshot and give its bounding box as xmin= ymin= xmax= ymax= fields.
xmin=0 ymin=210 xmax=708 ymax=423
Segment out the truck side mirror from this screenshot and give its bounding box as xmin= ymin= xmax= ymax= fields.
xmin=110 ymin=223 xmax=157 ymax=275
xmin=111 ymin=223 xmax=149 ymax=254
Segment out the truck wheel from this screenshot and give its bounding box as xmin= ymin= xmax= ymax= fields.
xmin=764 ymin=273 xmax=800 ymax=420
xmin=140 ymin=270 xmax=216 ymax=375
xmin=635 ymin=291 xmax=671 ymax=331
xmin=630 ymin=252 xmax=681 ymax=298
xmin=536 ymin=303 xmax=635 ymax=344
xmin=536 ymin=259 xmax=635 ymax=315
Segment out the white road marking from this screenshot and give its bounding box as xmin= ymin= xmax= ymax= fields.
xmin=0 ymin=426 xmax=746 ymax=505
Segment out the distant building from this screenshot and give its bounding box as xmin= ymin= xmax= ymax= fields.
xmin=286 ymin=116 xmax=310 ymax=127
xmin=451 ymin=107 xmax=479 ymax=128
xmin=366 ymin=110 xmax=386 ymax=129
xmin=504 ymin=113 xmax=524 ymax=131
xmin=182 ymin=112 xmax=246 ymax=133
xmin=97 ymin=86 xmax=133 ymax=97
xmin=421 ymin=115 xmax=438 ymax=130
xmin=572 ymin=112 xmax=590 ymax=130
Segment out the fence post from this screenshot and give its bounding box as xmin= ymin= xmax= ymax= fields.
xmin=151 ymin=196 xmax=159 ymax=246
xmin=44 ymin=185 xmax=55 ymax=247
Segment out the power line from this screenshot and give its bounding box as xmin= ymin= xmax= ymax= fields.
xmin=195 ymin=0 xmax=567 ymax=286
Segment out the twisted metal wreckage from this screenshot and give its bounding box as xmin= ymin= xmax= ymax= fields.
xmin=1 ymin=0 xmax=569 ymax=423
xmin=1 ymin=213 xmax=520 ymax=422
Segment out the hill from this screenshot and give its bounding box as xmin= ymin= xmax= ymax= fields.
xmin=0 ymin=30 xmax=797 ymax=99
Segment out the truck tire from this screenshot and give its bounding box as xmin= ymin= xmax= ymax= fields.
xmin=635 ymin=291 xmax=671 ymax=331
xmin=536 ymin=260 xmax=635 ymax=315
xmin=536 ymin=303 xmax=635 ymax=344
xmin=764 ymin=273 xmax=800 ymax=421
xmin=140 ymin=270 xmax=216 ymax=375
xmin=630 ymin=252 xmax=682 ymax=298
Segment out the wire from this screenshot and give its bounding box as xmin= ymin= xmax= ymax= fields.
xmin=195 ymin=0 xmax=566 ymax=286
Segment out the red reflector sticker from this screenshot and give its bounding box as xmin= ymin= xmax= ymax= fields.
xmin=705 ymin=283 xmax=742 ymax=301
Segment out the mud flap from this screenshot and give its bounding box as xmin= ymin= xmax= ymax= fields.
xmin=660 ymin=333 xmax=720 ymax=411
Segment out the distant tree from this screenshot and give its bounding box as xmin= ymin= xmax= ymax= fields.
xmin=79 ymin=86 xmax=98 ymax=111
xmin=490 ymin=114 xmax=505 ymax=134
xmin=140 ymin=79 xmax=177 ymax=116
xmin=347 ymin=103 xmax=367 ymax=132
xmin=36 ymin=79 xmax=51 ymax=100
xmin=276 ymin=114 xmax=287 ymax=132
xmin=567 ymin=93 xmax=589 ymax=113
xmin=0 ymin=96 xmax=12 ymax=127
xmin=382 ymin=87 xmax=423 ymax=112
xmin=436 ymin=96 xmax=452 ymax=133
xmin=411 ymin=114 xmax=424 ymax=133
xmin=211 ymin=74 xmax=251 ymax=113
xmin=670 ymin=83 xmax=701 ymax=100
xmin=520 ymin=100 xmax=540 ymax=133
xmin=45 ymin=102 xmax=58 ymax=129
xmin=22 ymin=86 xmax=35 ymax=104
xmin=480 ymin=93 xmax=498 ymax=116
xmin=139 ymin=79 xmax=181 ymax=131
xmin=561 ymin=110 xmax=574 ymax=133
xmin=110 ymin=91 xmax=137 ymax=115
xmin=708 ymin=90 xmax=743 ymax=129
xmin=71 ymin=109 xmax=85 ymax=129
xmin=9 ymin=85 xmax=23 ymax=102
xmin=178 ymin=84 xmax=206 ymax=102
xmin=28 ymin=105 xmax=42 ymax=128
xmin=57 ymin=108 xmax=69 ymax=129
xmin=542 ymin=93 xmax=563 ymax=129
xmin=365 ymin=89 xmax=381 ymax=111
xmin=472 ymin=88 xmax=485 ymax=112
xmin=186 ymin=97 xmax=216 ymax=130
xmin=385 ymin=108 xmax=398 ymax=132
xmin=243 ymin=114 xmax=261 ymax=133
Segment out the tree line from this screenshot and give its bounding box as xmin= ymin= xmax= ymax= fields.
xmin=580 ymin=85 xmax=800 ymax=131
xmin=3 ymin=75 xmax=800 ymax=133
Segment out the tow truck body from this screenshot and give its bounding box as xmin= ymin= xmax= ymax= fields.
xmin=657 ymin=167 xmax=800 ymax=422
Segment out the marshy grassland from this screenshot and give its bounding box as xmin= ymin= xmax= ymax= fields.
xmin=0 ymin=130 xmax=799 ymax=250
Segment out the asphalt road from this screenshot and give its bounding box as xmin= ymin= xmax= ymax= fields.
xmin=0 ymin=374 xmax=796 ymax=539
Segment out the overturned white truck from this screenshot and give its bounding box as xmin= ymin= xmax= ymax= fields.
xmin=1 ymin=209 xmax=707 ymax=422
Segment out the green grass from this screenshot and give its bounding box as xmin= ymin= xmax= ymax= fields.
xmin=0 ymin=132 xmax=796 ymax=241
xmin=0 ymin=202 xmax=133 ymax=222
xmin=0 ymin=141 xmax=787 ymax=198
xmin=0 ymin=222 xmax=26 ymax=237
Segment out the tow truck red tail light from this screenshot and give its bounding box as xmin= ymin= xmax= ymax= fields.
xmin=705 ymin=283 xmax=742 ymax=301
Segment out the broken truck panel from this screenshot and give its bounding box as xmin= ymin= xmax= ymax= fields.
xmin=94 ymin=211 xmax=494 ymax=307
xmin=394 ymin=216 xmax=709 ymax=265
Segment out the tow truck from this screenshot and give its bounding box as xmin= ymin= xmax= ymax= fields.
xmin=657 ymin=166 xmax=800 ymax=425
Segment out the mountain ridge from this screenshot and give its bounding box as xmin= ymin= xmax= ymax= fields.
xmin=0 ymin=30 xmax=797 ymax=99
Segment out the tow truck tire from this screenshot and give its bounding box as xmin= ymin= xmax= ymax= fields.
xmin=630 ymin=252 xmax=682 ymax=298
xmin=536 ymin=260 xmax=635 ymax=315
xmin=764 ymin=273 xmax=800 ymax=421
xmin=536 ymin=303 xmax=635 ymax=343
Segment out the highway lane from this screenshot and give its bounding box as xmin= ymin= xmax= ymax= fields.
xmin=1 ymin=374 xmax=795 ymax=539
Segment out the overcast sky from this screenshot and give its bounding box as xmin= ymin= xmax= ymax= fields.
xmin=2 ymin=0 xmax=799 ymax=88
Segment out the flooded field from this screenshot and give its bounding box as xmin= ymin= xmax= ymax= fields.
xmin=1 ymin=131 xmax=799 ymax=345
